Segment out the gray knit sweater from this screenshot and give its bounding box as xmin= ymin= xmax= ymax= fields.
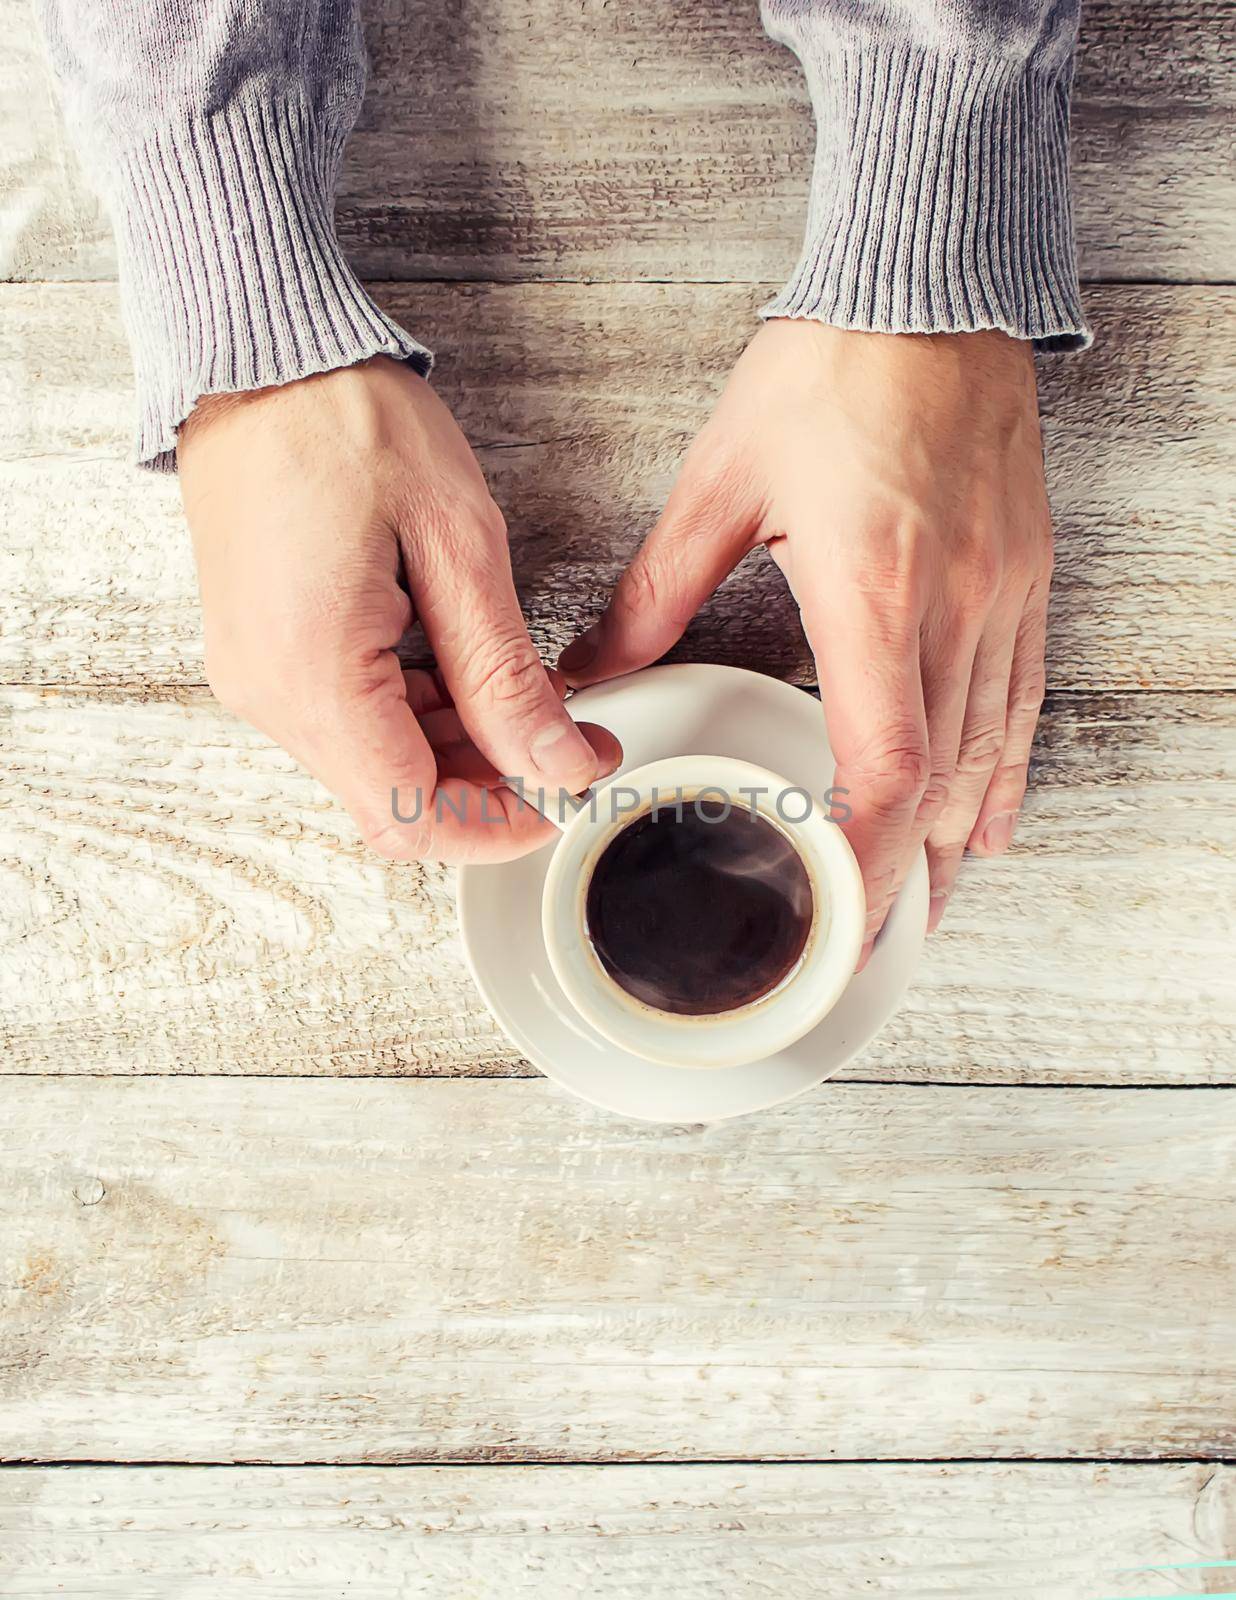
xmin=37 ymin=0 xmax=1088 ymax=472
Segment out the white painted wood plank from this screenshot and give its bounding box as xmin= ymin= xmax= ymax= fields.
xmin=4 ymin=0 xmax=1232 ymax=283
xmin=347 ymin=0 xmax=1236 ymax=286
xmin=0 ymin=3 xmax=110 ymax=281
xmin=1 ymin=1463 xmax=1233 ymax=1598
xmin=1 ymin=1078 xmax=1234 ymax=1462
xmin=2 ymin=687 xmax=1233 ymax=1083
xmin=1 ymin=282 xmax=1232 ymax=690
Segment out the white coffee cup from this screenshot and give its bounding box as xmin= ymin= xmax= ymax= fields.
xmin=539 ymin=755 xmax=865 ymax=1069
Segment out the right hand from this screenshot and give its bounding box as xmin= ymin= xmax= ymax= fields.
xmin=179 ymin=356 xmax=621 ymax=863
xmin=559 ymin=322 xmax=1052 ymax=962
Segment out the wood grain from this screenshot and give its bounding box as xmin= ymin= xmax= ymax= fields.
xmin=4 ymin=0 xmax=1234 ymax=1543
xmin=2 ymin=1464 xmax=1233 ymax=1598
xmin=0 ymin=3 xmax=110 ymax=282
xmin=2 ymin=281 xmax=1233 ymax=690
xmin=2 ymin=1077 xmax=1234 ymax=1462
xmin=4 ymin=0 xmax=1233 ymax=284
xmin=2 ymin=687 xmax=1233 ymax=1083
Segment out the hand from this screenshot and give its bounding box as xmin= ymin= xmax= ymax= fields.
xmin=559 ymin=321 xmax=1052 ymax=960
xmin=180 ymin=356 xmax=620 ymax=863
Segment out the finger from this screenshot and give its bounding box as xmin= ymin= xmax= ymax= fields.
xmin=911 ymin=604 xmax=986 ymax=899
xmin=435 ymin=720 xmax=620 ymax=788
xmin=419 ymin=705 xmax=474 ymax=752
xmin=410 ymin=501 xmax=607 ymax=796
xmin=969 ymin=579 xmax=1049 ymax=854
xmin=402 ymin=668 xmax=453 ymax=716
xmin=558 ymin=448 xmax=756 ymax=686
xmin=924 ymin=612 xmax=1019 ymax=931
xmin=425 ymin=711 xmax=622 ymax=788
xmin=788 ymin=558 xmax=929 ymax=968
xmin=296 ymin=648 xmax=561 ymax=865
xmin=404 ymin=664 xmax=566 ymax=719
xmin=430 ymin=738 xmax=507 ymax=788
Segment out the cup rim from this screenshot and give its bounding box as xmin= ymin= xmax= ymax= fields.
xmin=540 ymin=754 xmax=865 ymax=1069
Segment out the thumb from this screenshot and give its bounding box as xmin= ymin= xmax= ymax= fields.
xmin=558 ymin=449 xmax=756 ymax=687
xmin=297 ymin=648 xmax=563 ymax=865
xmin=413 ymin=503 xmax=611 ymax=798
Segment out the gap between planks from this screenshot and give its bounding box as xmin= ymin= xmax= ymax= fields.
xmin=4 ymin=1077 xmax=1234 ymax=1463
xmin=9 ymin=275 xmax=1236 ymax=288
xmin=5 ymin=1455 xmax=1235 ymax=1468
xmin=3 ymin=1075 xmax=1236 ymax=1091
xmin=4 ymin=686 xmax=1232 ymax=1084
xmin=3 ymin=282 xmax=1234 ymax=692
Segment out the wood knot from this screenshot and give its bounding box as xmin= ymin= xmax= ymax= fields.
xmin=72 ymin=1177 xmax=106 ymax=1206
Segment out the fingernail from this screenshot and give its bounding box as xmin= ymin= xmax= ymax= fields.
xmin=558 ymin=625 xmax=601 ymax=676
xmin=856 ymin=938 xmax=875 ymax=973
xmin=981 ymin=811 xmax=1017 ymax=854
xmin=594 ymin=739 xmax=622 ymax=778
xmin=529 ymin=719 xmax=594 ymax=781
xmin=928 ymin=889 xmax=950 ymax=934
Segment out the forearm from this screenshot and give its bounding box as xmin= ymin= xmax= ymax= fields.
xmin=761 ymin=0 xmax=1088 ymax=349
xmin=35 ymin=0 xmax=431 ymax=470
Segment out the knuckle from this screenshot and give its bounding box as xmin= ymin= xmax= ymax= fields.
xmin=418 ymin=483 xmax=508 ymax=548
xmin=618 ymin=554 xmax=693 ymax=635
xmin=470 ymin=495 xmax=508 ymax=545
xmin=928 ymin=817 xmax=971 ymax=853
xmin=619 ymin=554 xmax=661 ymax=619
xmin=1010 ymin=548 xmax=1049 ymax=592
xmin=1011 ymin=670 xmax=1047 ymax=721
xmin=915 ymin=776 xmax=951 ymax=827
xmin=955 ymin=723 xmax=1006 ymax=775
xmin=406 ymin=488 xmax=508 ymax=567
xmin=458 ymin=631 xmax=546 ymax=709
xmin=889 ymin=745 xmax=932 ymax=799
xmin=1013 ymin=521 xmax=1054 ymax=586
xmin=994 ymin=756 xmax=1030 ymax=787
xmin=861 ymin=865 xmax=898 ymax=919
xmin=1032 ymin=508 xmax=1055 ymax=560
xmin=860 ymin=741 xmax=931 ymax=805
xmin=930 ymin=854 xmax=962 ymax=890
xmin=952 ymin=543 xmax=1002 ymax=616
xmin=854 ymin=527 xmax=925 ymax=602
xmin=362 ymin=816 xmax=432 ymax=863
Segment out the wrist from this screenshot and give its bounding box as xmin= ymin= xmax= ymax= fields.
xmin=761 ymin=318 xmax=1036 ymax=388
xmin=738 ymin=319 xmax=1041 ymax=465
xmin=105 ymin=91 xmax=432 ymax=473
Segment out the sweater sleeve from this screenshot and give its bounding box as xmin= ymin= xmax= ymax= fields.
xmin=759 ymin=0 xmax=1089 ymax=350
xmin=35 ymin=0 xmax=432 ymax=471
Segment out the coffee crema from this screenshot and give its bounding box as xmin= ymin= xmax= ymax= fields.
xmin=583 ymin=800 xmax=815 ymax=1017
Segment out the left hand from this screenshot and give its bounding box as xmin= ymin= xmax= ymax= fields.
xmin=558 ymin=320 xmax=1054 ymax=962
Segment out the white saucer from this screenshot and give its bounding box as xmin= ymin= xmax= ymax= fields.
xmin=457 ymin=664 xmax=928 ymax=1122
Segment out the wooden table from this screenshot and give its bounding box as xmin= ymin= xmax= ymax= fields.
xmin=2 ymin=2 xmax=1234 ymax=1593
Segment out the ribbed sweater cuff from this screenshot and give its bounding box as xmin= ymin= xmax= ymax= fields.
xmin=762 ymin=42 xmax=1090 ymax=351
xmin=109 ymin=92 xmax=433 ymax=472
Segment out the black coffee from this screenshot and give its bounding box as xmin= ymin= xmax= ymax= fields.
xmin=584 ymin=800 xmax=814 ymax=1017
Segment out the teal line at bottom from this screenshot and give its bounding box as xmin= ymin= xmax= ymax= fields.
xmin=1115 ymin=1563 xmax=1236 ymax=1572
xmin=1101 ymin=1590 xmax=1236 ymax=1600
